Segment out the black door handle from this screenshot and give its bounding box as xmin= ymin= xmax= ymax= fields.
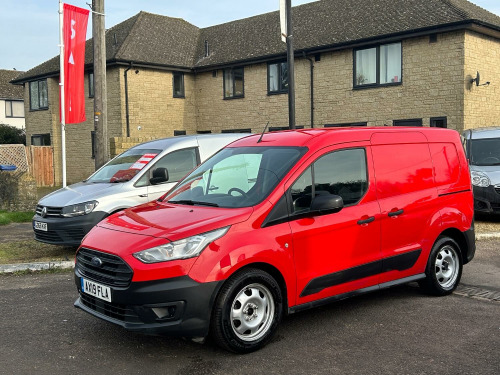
xmin=388 ymin=209 xmax=404 ymax=217
xmin=357 ymin=216 xmax=375 ymax=225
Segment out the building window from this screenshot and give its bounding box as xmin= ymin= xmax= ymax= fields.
xmin=223 ymin=67 xmax=244 ymax=99
xmin=31 ymin=133 xmax=51 ymax=146
xmin=89 ymin=72 xmax=94 ymax=98
xmin=268 ymin=62 xmax=288 ymax=94
xmin=197 ymin=130 xmax=212 ymax=134
xmin=173 ymin=72 xmax=185 ymax=98
xmin=29 ymin=80 xmax=48 ymax=110
xmin=174 ymin=130 xmax=186 ymax=136
xmin=393 ymin=118 xmax=422 ymax=127
xmin=5 ymin=100 xmax=25 ymax=118
xmin=221 ymin=128 xmax=252 ymax=133
xmin=354 ymin=42 xmax=402 ymax=87
xmin=430 ymin=117 xmax=447 ymax=128
xmin=324 ymin=122 xmax=367 ymax=128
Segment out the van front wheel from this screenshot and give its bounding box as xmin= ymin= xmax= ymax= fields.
xmin=210 ymin=268 xmax=282 ymax=353
xmin=419 ymin=236 xmax=462 ymax=296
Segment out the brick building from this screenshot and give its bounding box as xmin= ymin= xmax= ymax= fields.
xmin=0 ymin=69 xmax=25 ymax=130
xmin=12 ymin=0 xmax=500 ymax=184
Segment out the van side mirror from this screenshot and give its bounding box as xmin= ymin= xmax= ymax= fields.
xmin=150 ymin=167 xmax=169 ymax=185
xmin=310 ymin=194 xmax=343 ymax=215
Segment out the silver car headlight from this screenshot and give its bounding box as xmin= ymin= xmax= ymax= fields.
xmin=61 ymin=201 xmax=99 ymax=217
xmin=471 ymin=171 xmax=490 ymax=187
xmin=133 ymin=226 xmax=230 ymax=263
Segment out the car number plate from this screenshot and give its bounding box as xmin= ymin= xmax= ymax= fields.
xmin=81 ymin=278 xmax=112 ymax=302
xmin=34 ymin=221 xmax=47 ymax=231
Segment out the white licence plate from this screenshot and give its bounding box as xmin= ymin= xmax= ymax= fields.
xmin=34 ymin=221 xmax=47 ymax=231
xmin=81 ymin=278 xmax=112 ymax=302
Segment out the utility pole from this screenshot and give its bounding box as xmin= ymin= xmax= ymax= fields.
xmin=92 ymin=0 xmax=108 ymax=170
xmin=286 ymin=0 xmax=296 ymax=129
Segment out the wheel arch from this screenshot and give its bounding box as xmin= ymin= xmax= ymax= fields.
xmin=219 ymin=262 xmax=289 ymax=315
xmin=437 ymin=227 xmax=469 ymax=265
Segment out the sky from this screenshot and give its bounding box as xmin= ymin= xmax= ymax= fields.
xmin=1 ymin=0 xmax=499 ymax=72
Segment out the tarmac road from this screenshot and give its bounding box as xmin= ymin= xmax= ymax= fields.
xmin=0 ymin=240 xmax=498 ymax=375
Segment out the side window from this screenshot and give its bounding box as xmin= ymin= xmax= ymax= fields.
xmin=290 ymin=148 xmax=368 ymax=215
xmin=143 ymin=148 xmax=198 ymax=185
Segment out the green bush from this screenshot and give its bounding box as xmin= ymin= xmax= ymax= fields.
xmin=0 ymin=123 xmax=26 ymax=145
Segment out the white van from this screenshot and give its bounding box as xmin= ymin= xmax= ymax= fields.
xmin=33 ymin=133 xmax=250 ymax=246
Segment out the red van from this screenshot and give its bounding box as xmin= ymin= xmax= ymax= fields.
xmin=74 ymin=128 xmax=475 ymax=353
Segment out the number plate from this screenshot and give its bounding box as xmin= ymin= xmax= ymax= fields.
xmin=34 ymin=221 xmax=47 ymax=231
xmin=81 ymin=278 xmax=112 ymax=302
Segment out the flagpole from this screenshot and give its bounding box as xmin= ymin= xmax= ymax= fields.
xmin=58 ymin=0 xmax=67 ymax=187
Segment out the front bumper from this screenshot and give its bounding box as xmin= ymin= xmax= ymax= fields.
xmin=33 ymin=211 xmax=108 ymax=246
xmin=473 ymin=185 xmax=500 ymax=214
xmin=74 ymin=268 xmax=223 ymax=338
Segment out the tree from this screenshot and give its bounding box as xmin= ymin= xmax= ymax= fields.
xmin=0 ymin=124 xmax=26 ymax=145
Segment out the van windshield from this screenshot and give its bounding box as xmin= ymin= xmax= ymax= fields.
xmin=165 ymin=146 xmax=306 ymax=208
xmin=87 ymin=148 xmax=161 ymax=183
xmin=470 ymin=138 xmax=500 ymax=166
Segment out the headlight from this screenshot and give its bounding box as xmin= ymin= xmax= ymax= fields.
xmin=471 ymin=171 xmax=490 ymax=187
xmin=133 ymin=226 xmax=230 ymax=263
xmin=61 ymin=201 xmax=99 ymax=217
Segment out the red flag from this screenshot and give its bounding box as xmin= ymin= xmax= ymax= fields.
xmin=61 ymin=4 xmax=89 ymax=124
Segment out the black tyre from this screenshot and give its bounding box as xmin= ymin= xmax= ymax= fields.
xmin=419 ymin=236 xmax=462 ymax=296
xmin=210 ymin=268 xmax=283 ymax=353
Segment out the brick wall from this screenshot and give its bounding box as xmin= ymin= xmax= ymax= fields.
xmin=124 ymin=67 xmax=197 ymax=139
xmin=463 ymin=30 xmax=500 ymax=130
xmin=194 ymin=60 xmax=312 ymax=132
xmin=315 ymin=32 xmax=465 ymax=129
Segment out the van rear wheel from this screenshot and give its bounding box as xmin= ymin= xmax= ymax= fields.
xmin=210 ymin=268 xmax=282 ymax=353
xmin=419 ymin=236 xmax=462 ymax=296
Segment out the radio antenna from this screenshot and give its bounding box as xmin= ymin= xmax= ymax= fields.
xmin=257 ymin=121 xmax=270 ymax=143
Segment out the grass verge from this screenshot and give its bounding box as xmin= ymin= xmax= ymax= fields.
xmin=0 ymin=240 xmax=77 ymax=265
xmin=0 ymin=210 xmax=34 ymax=226
xmin=0 ymin=268 xmax=73 ymax=277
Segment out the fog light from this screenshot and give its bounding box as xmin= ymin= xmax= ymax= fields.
xmin=152 ymin=306 xmax=176 ymax=320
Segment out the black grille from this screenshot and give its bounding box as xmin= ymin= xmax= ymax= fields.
xmin=495 ymin=186 xmax=500 ymax=195
xmin=34 ymin=228 xmax=85 ymax=243
xmin=36 ymin=205 xmax=63 ymax=217
xmin=34 ymin=230 xmax=63 ymax=243
xmin=76 ymin=248 xmax=133 ymax=287
xmin=80 ymin=293 xmax=140 ymax=323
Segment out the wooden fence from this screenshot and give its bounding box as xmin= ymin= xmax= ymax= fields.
xmin=26 ymin=146 xmax=54 ymax=187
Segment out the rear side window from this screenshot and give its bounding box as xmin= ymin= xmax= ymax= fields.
xmin=372 ymin=144 xmax=434 ymax=198
xmin=291 ymin=148 xmax=368 ymax=214
xmin=154 ymin=148 xmax=198 ymax=182
xmin=429 ymin=143 xmax=460 ymax=187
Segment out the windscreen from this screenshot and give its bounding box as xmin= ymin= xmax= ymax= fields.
xmin=87 ymin=148 xmax=161 ymax=183
xmin=164 ymin=146 xmax=307 ymax=208
xmin=470 ymin=138 xmax=500 ymax=166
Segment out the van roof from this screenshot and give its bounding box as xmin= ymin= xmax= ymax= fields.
xmin=463 ymin=127 xmax=500 ymax=139
xmin=231 ymin=127 xmax=460 ymax=148
xmin=131 ymin=133 xmax=252 ymax=150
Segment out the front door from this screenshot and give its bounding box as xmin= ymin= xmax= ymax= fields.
xmin=288 ymin=145 xmax=382 ymax=305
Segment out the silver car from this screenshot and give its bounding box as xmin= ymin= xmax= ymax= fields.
xmin=462 ymin=127 xmax=500 ymax=215
xmin=33 ymin=133 xmax=250 ymax=246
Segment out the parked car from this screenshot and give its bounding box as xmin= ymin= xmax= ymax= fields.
xmin=74 ymin=127 xmax=475 ymax=353
xmin=462 ymin=127 xmax=500 ymax=215
xmin=33 ymin=133 xmax=250 ymax=246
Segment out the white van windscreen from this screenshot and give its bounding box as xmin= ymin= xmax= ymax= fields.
xmin=87 ymin=149 xmax=161 ymax=183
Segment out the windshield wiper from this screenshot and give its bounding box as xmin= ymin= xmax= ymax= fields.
xmin=167 ymin=199 xmax=219 ymax=207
